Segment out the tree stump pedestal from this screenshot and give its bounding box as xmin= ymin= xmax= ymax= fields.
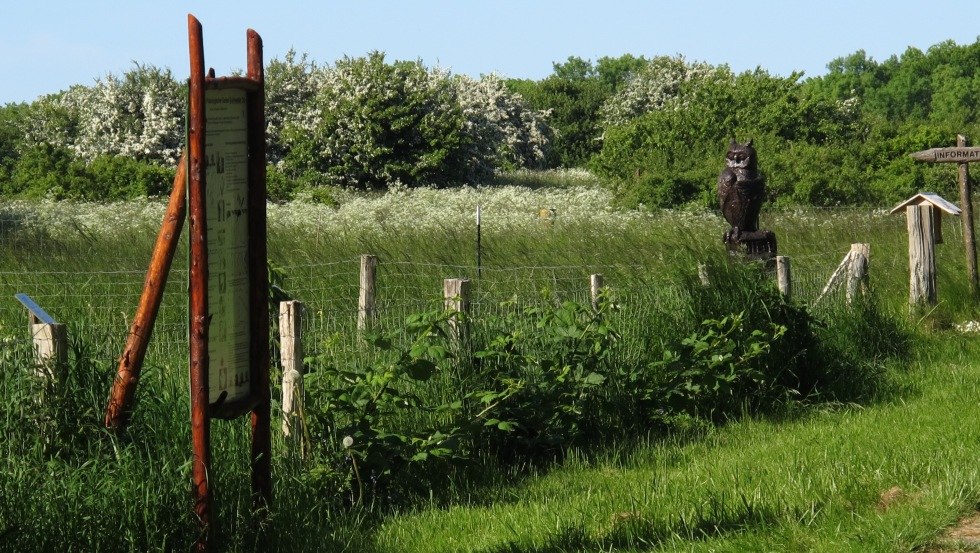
xmin=725 ymin=229 xmax=778 ymax=262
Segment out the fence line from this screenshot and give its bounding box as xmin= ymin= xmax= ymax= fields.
xmin=0 ymin=248 xmax=868 ymax=374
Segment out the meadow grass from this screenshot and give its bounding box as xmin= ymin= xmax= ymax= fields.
xmin=0 ymin=179 xmax=977 ymax=551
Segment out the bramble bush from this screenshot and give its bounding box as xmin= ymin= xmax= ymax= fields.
xmin=292 ymin=258 xmax=908 ymax=502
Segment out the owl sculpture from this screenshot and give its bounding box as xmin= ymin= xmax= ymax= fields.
xmin=717 ymin=139 xmax=765 ymax=244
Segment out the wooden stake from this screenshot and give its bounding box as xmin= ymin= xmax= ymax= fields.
xmin=32 ymin=322 xmax=67 ymax=382
xmin=105 ymin=152 xmax=187 ymax=430
xmin=590 ymin=274 xmax=604 ymax=311
xmin=279 ymin=301 xmax=305 ymax=455
xmin=358 ymin=255 xmax=377 ymax=332
xmin=846 ymin=243 xmax=870 ymax=305
xmin=443 ymin=278 xmax=471 ymax=348
xmin=245 ymin=26 xmax=273 ymax=514
xmin=776 ymin=256 xmax=792 ymax=300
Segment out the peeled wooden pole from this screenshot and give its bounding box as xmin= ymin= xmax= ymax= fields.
xmin=187 ymin=14 xmax=213 ymax=551
xmin=104 ymin=152 xmax=187 ymax=430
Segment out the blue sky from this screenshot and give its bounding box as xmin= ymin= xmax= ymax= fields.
xmin=2 ymin=1 xmax=979 ymax=104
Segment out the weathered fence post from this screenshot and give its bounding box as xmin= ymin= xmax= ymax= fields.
xmin=846 ymin=243 xmax=870 ymax=305
xmin=908 ymin=205 xmax=937 ymax=310
xmin=776 ymin=256 xmax=792 ymax=300
xmin=697 ymin=263 xmax=710 ymax=286
xmin=358 ymin=254 xmax=377 ymax=332
xmin=15 ymin=294 xmax=67 ymax=382
xmin=32 ymin=321 xmax=67 ymax=382
xmin=443 ymin=278 xmax=471 ymax=348
xmin=279 ymin=300 xmax=305 ymax=456
xmin=590 ymin=274 xmax=604 ymax=311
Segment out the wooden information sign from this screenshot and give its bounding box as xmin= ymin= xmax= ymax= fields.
xmin=102 ymin=15 xmax=270 ymax=550
xmin=909 ymin=146 xmax=980 ymax=164
xmin=204 ymin=87 xmax=253 ymax=410
xmin=910 ymin=135 xmax=979 ymax=298
xmin=187 ymin=14 xmax=271 ymax=550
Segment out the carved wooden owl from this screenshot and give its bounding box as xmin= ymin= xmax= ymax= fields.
xmin=717 ymin=139 xmax=765 ymax=241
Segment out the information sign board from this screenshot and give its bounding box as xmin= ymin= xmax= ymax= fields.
xmin=203 ymin=88 xmax=251 ymax=405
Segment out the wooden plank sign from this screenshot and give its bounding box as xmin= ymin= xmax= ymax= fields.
xmin=909 ymin=146 xmax=980 ymax=163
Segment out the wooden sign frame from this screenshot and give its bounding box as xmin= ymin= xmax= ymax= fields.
xmin=187 ymin=14 xmax=271 ymax=548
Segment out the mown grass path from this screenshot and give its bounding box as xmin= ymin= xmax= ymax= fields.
xmin=370 ymin=333 xmax=980 ymax=552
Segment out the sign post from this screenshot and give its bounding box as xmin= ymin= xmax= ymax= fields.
xmin=187 ymin=14 xmax=270 ymax=550
xmin=910 ymin=136 xmax=980 ymax=299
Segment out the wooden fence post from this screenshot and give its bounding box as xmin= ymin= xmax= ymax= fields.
xmin=15 ymin=294 xmax=67 ymax=382
xmin=32 ymin=321 xmax=67 ymax=382
xmin=443 ymin=278 xmax=471 ymax=348
xmin=697 ymin=263 xmax=710 ymax=286
xmin=279 ymin=300 xmax=305 ymax=456
xmin=776 ymin=256 xmax=792 ymax=300
xmin=358 ymin=255 xmax=377 ymax=332
xmin=590 ymin=274 xmax=604 ymax=311
xmin=846 ymin=243 xmax=870 ymax=305
xmin=908 ymin=205 xmax=937 ymax=310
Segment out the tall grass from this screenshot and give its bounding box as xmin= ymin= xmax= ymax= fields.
xmin=0 ymin=183 xmax=971 ymax=551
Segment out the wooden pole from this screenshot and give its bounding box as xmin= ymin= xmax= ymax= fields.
xmin=775 ymin=256 xmax=792 ymax=300
xmin=186 ymin=14 xmax=213 ymax=550
xmin=589 ymin=274 xmax=604 ymax=311
xmin=846 ymin=243 xmax=870 ymax=305
xmin=958 ymin=134 xmax=979 ymax=299
xmin=279 ymin=301 xmax=305 ymax=453
xmin=245 ymin=26 xmax=273 ymax=514
xmin=358 ymin=255 xmax=377 ymax=332
xmin=443 ymin=278 xmax=471 ymax=348
xmin=908 ymin=205 xmax=937 ymax=311
xmin=105 ymin=153 xmax=187 ymax=430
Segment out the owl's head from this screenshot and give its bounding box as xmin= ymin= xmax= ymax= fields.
xmin=725 ymin=139 xmax=757 ymax=170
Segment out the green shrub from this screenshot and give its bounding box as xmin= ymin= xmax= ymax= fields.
xmin=473 ymin=297 xmax=620 ymax=457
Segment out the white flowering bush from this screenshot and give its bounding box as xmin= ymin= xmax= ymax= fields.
xmin=265 ymin=50 xmax=322 ymax=167
xmin=277 ymin=52 xmax=553 ymax=189
xmin=599 ymin=55 xmax=732 ymax=129
xmin=25 ymin=64 xmax=184 ymax=166
xmin=454 ymin=73 xmax=552 ymax=177
xmin=279 ymin=52 xmax=468 ymax=189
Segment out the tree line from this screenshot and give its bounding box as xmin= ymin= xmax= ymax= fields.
xmin=2 ymin=38 xmax=980 ymax=206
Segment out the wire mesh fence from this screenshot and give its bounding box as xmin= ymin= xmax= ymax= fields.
xmin=0 ymin=242 xmax=873 ymax=376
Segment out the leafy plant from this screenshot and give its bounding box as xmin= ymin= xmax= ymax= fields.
xmin=474 ymin=296 xmax=620 ymax=456
xmin=645 ymin=312 xmax=787 ymax=421
xmin=303 ymin=309 xmax=475 ymax=504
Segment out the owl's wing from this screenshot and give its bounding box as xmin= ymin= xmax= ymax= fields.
xmin=717 ymin=168 xmax=736 ymax=205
